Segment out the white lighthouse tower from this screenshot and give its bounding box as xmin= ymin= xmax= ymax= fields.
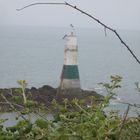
xmin=60 ymin=31 xmax=80 ymax=89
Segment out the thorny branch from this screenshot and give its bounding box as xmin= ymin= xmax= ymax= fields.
xmin=17 ymin=2 xmax=140 ymax=64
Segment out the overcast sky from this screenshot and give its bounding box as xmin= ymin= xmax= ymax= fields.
xmin=0 ymin=0 xmax=140 ymax=30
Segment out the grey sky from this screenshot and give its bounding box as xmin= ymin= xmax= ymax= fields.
xmin=0 ymin=0 xmax=140 ymax=29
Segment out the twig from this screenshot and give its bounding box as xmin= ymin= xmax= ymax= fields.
xmin=16 ymin=2 xmax=140 ymax=64
xmin=0 ymin=93 xmax=27 ymax=121
xmin=0 ymin=102 xmax=24 ymax=108
xmin=118 ymin=105 xmax=130 ymax=138
xmin=33 ymin=111 xmax=48 ymax=121
xmin=117 ymin=101 xmax=140 ymax=108
xmin=16 ymin=2 xmax=65 ymax=11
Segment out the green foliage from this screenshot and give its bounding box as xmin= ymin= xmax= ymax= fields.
xmin=99 ymin=75 xmax=122 ymax=95
xmin=119 ymin=117 xmax=140 ymax=140
xmin=17 ymin=80 xmax=27 ymax=89
xmin=25 ymin=100 xmax=37 ymax=108
xmin=51 ymin=97 xmax=121 ymax=140
xmin=99 ymin=75 xmax=122 ymax=109
xmin=35 ymin=119 xmax=48 ymax=129
xmin=0 ymin=75 xmax=140 ymax=139
xmin=17 ymin=80 xmax=27 ymax=104
xmin=12 ymin=95 xmax=23 ymax=103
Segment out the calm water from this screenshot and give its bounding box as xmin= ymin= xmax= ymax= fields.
xmin=0 ymin=26 xmax=140 ymax=115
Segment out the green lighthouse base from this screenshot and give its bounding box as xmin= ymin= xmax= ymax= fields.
xmin=60 ymin=65 xmax=80 ymax=89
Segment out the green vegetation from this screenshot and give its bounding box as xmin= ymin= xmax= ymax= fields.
xmin=0 ymin=76 xmax=140 ymax=140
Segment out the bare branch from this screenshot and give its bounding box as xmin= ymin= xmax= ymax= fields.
xmin=33 ymin=111 xmax=48 ymax=121
xmin=0 ymin=93 xmax=27 ymax=121
xmin=17 ymin=2 xmax=140 ymax=64
xmin=0 ymin=102 xmax=24 ymax=108
xmin=16 ymin=2 xmax=65 ymax=11
xmin=118 ymin=105 xmax=130 ymax=138
xmin=117 ymin=101 xmax=140 ymax=108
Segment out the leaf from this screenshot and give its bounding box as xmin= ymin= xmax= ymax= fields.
xmin=35 ymin=119 xmax=48 ymax=129
xmin=6 ymin=126 xmax=17 ymax=132
xmin=25 ymin=100 xmax=36 ymax=108
xmin=12 ymin=96 xmax=22 ymax=103
xmin=98 ymin=127 xmax=105 ymax=138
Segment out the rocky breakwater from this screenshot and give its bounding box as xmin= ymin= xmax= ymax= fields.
xmin=0 ymin=85 xmax=103 ymax=112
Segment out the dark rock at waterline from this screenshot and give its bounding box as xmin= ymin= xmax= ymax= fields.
xmin=0 ymin=85 xmax=103 ymax=112
xmin=56 ymin=88 xmax=102 ymax=102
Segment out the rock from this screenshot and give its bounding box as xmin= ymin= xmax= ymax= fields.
xmin=0 ymin=85 xmax=103 ymax=112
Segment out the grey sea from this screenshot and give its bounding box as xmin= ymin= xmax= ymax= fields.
xmin=0 ymin=26 xmax=140 ymax=116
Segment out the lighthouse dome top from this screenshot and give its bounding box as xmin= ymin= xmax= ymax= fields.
xmin=69 ymin=32 xmax=76 ymax=37
xmin=65 ymin=31 xmax=77 ymax=47
xmin=63 ymin=32 xmax=76 ymax=39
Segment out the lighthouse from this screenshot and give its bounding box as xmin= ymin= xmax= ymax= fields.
xmin=60 ymin=31 xmax=80 ymax=89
